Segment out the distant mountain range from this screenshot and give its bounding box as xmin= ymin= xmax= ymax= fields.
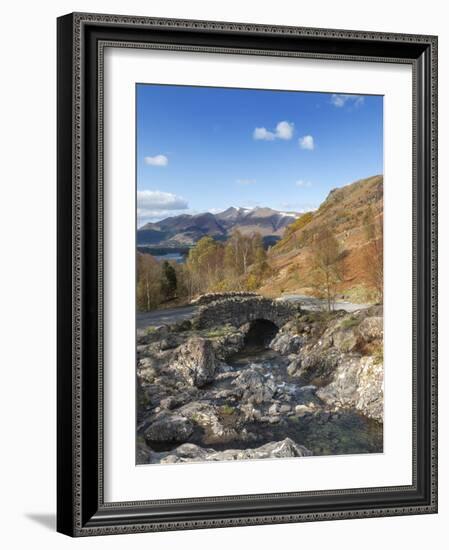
xmin=137 ymin=207 xmax=300 ymax=247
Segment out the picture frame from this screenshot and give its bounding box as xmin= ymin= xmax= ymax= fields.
xmin=57 ymin=12 xmax=438 ymax=536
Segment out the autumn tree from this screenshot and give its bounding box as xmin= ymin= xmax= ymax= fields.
xmin=224 ymin=231 xmax=243 ymax=279
xmin=186 ymin=236 xmax=224 ymax=295
xmin=245 ymin=233 xmax=271 ymax=290
xmin=363 ymin=205 xmax=383 ymax=302
xmin=310 ymin=225 xmax=343 ymax=311
xmin=136 ymin=252 xmax=162 ymax=311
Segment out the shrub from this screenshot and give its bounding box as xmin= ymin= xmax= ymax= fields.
xmin=340 ymin=316 xmax=360 ymax=330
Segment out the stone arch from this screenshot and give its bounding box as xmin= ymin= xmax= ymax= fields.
xmin=194 ymin=295 xmax=297 ymax=330
xmin=243 ymin=319 xmax=279 ymax=349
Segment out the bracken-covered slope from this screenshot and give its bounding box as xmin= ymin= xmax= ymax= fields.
xmin=260 ymin=175 xmax=383 ymax=302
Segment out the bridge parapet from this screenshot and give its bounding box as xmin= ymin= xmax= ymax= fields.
xmin=190 ymin=291 xmax=258 ymax=307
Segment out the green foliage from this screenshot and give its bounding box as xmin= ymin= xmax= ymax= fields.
xmin=220 ymin=404 xmax=235 ymax=416
xmin=340 ymin=316 xmax=360 ymax=330
xmin=187 ymin=236 xmax=225 ymax=295
xmin=203 ymin=326 xmax=231 ymax=338
xmin=161 ymin=260 xmax=177 ymax=300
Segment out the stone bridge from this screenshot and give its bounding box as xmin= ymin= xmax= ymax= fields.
xmin=193 ymin=295 xmax=298 ymax=329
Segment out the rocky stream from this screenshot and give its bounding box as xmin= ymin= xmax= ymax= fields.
xmin=136 ymin=298 xmax=383 ymax=465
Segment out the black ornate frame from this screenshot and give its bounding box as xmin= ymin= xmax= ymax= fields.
xmin=57 ymin=12 xmax=438 ymax=537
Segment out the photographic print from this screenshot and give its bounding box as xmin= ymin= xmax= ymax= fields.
xmin=136 ymin=84 xmax=384 ymax=465
xmin=57 ymin=14 xmax=437 ymax=534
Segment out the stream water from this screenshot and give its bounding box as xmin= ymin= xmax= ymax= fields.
xmin=213 ymin=348 xmax=383 ymax=457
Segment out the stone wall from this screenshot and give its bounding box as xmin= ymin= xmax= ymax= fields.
xmin=194 ymin=295 xmax=298 ymax=329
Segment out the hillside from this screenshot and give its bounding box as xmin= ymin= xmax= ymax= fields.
xmin=137 ymin=207 xmax=299 ymax=247
xmin=260 ymin=175 xmax=383 ymax=303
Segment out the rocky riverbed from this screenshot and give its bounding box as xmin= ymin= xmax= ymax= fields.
xmin=136 ymin=303 xmax=383 ymax=465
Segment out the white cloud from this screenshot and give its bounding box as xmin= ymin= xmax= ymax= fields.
xmin=330 ymin=94 xmax=365 ymax=108
xmin=144 ymin=154 xmax=168 ymax=166
xmin=298 ymin=135 xmax=315 ymax=150
xmin=236 ymin=178 xmax=256 ymax=185
xmin=253 ymin=120 xmax=294 ymax=141
xmin=253 ymin=127 xmax=276 ymax=141
xmin=137 ymin=190 xmax=188 ymax=211
xmin=275 ymin=121 xmax=294 ymax=140
xmin=296 ymin=180 xmax=312 ymax=188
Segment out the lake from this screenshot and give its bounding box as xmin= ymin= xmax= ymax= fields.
xmin=137 ymin=246 xmax=188 ymax=263
xmin=153 ymin=252 xmax=185 ymax=263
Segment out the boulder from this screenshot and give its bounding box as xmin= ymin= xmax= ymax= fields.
xmin=213 ymin=329 xmax=245 ymax=360
xmin=144 ymin=414 xmax=194 ymax=444
xmin=171 ymin=337 xmax=216 ymax=387
xmin=137 ymin=365 xmax=158 ymax=384
xmin=178 ymin=401 xmax=234 ymax=440
xmin=233 ymin=369 xmax=276 ymax=404
xmin=332 ymin=328 xmax=359 ymax=353
xmin=160 ymin=438 xmax=312 ymax=463
xmin=136 ymin=438 xmax=151 ymax=463
xmin=316 ymin=356 xmax=383 ymax=421
xmin=159 ymin=334 xmax=180 ymax=351
xmin=270 ymin=332 xmax=303 ymax=355
xmin=296 ymin=348 xmax=340 ymax=384
xmin=171 ymin=319 xmax=192 ymax=332
xmin=358 ymin=316 xmax=383 ymax=342
xmin=287 ymin=357 xmax=301 ymax=376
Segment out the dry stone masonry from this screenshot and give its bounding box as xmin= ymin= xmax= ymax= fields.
xmin=194 ymin=295 xmax=298 ymax=329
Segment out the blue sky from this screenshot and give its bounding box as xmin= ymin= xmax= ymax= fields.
xmin=136 ymin=84 xmax=383 ymax=226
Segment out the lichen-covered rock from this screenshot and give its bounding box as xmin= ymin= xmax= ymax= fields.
xmin=144 ymin=414 xmax=194 ymax=444
xmin=160 ymin=438 xmax=312 ymax=463
xmin=270 ymin=332 xmax=303 ymax=354
xmin=358 ymin=316 xmax=383 ymax=342
xmin=178 ymin=401 xmax=240 ymax=444
xmin=331 ymin=327 xmax=359 ymax=353
xmin=295 ymin=403 xmax=317 ymax=416
xmin=213 ymin=329 xmax=246 ymax=361
xmin=287 ymin=358 xmax=301 ymax=376
xmin=159 ymin=334 xmax=181 ymax=350
xmin=233 ymin=369 xmax=276 ymax=404
xmin=296 ymin=348 xmax=341 ymax=384
xmin=316 ymin=356 xmax=383 ymax=421
xmin=171 ymin=337 xmax=216 ymax=387
xmin=137 ymin=365 xmax=158 ymax=384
